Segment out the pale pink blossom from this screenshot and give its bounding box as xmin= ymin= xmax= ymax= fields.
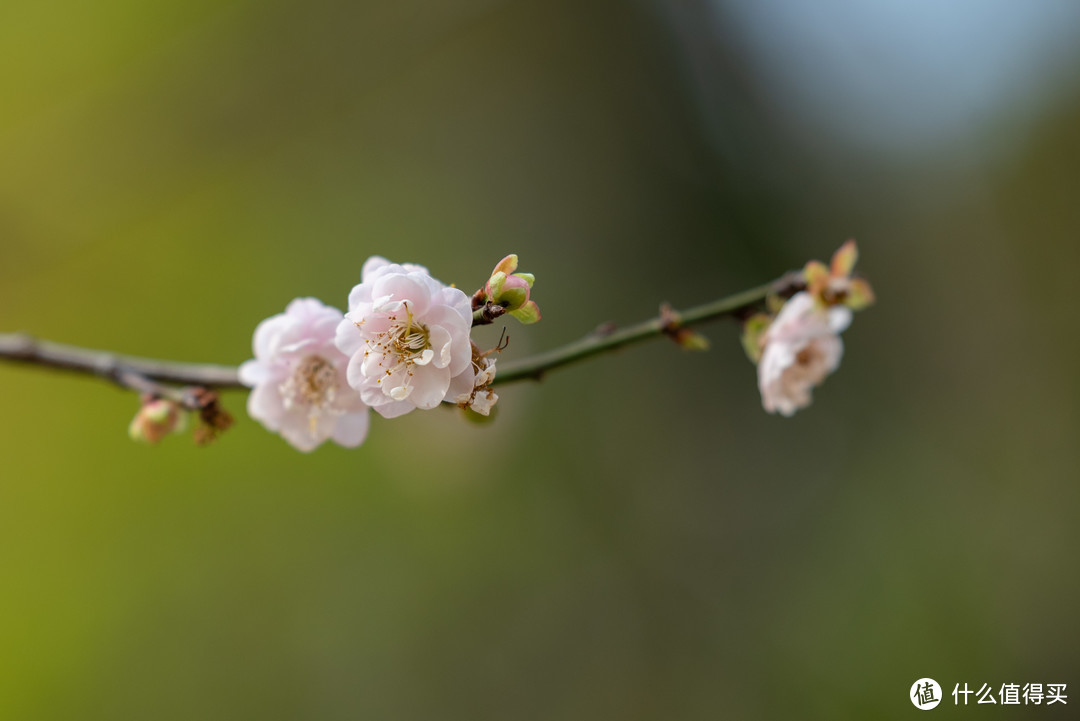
xmin=335 ymin=257 xmax=475 ymax=418
xmin=239 ymin=298 xmax=370 ymax=452
xmin=758 ymin=292 xmax=852 ymax=417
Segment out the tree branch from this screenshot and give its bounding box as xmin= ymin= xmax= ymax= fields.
xmin=0 ymin=333 xmax=242 ymax=400
xmin=492 ymin=271 xmax=805 ymax=385
xmin=0 ymin=271 xmax=804 ymax=397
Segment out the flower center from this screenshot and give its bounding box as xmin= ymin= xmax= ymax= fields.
xmin=279 ymin=354 xmax=342 ymax=437
xmin=363 ymin=303 xmax=436 ymax=401
xmin=281 ymin=354 xmax=339 ymax=410
xmin=789 ymin=343 xmax=829 ymax=384
xmin=386 ymin=316 xmax=431 ymax=360
xmin=795 ymin=347 xmax=816 ymax=366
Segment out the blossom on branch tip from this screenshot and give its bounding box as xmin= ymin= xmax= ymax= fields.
xmin=239 ymin=298 xmax=370 ymax=452
xmin=473 ymin=254 xmax=541 ymax=324
xmin=335 ymin=257 xmax=475 ymax=419
xmin=757 ymin=292 xmax=851 ymax=417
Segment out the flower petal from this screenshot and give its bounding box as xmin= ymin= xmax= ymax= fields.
xmin=427 ymin=324 xmax=453 ymax=369
xmin=335 ymin=318 xmax=366 ymax=358
xmin=238 ymin=360 xmax=269 ymax=388
xmin=247 ymin=382 xmax=285 ymax=428
xmin=409 ymin=365 xmax=451 ymax=409
xmin=332 ymin=410 xmax=371 ymax=447
xmin=278 ymin=413 xmax=323 ymax=453
xmin=372 ymin=274 xmax=432 ymax=317
xmin=361 ymin=384 xmax=415 ymax=418
xmin=361 ymin=256 xmax=392 ymax=282
xmin=828 ymin=306 xmax=853 ymax=334
xmin=447 ymin=365 xmax=476 ymax=399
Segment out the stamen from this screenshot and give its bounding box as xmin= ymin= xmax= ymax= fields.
xmin=279 ymin=354 xmax=343 ymax=437
xmin=361 ymin=302 xmax=434 ymax=400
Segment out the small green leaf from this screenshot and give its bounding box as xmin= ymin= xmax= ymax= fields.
xmin=509 ymin=300 xmax=541 ymax=324
xmin=740 ymin=313 xmax=773 ymax=364
xmin=844 ymin=278 xmax=875 ymax=310
xmin=803 ymin=260 xmax=830 ymax=288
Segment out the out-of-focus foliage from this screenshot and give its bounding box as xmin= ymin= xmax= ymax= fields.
xmin=1 ymin=1 xmax=1078 ymax=718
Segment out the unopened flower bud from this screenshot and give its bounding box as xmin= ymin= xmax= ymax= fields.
xmin=671 ymin=327 xmax=709 ymax=351
xmin=491 ymin=273 xmax=531 ymax=310
xmin=803 ymin=239 xmax=876 ymax=310
xmin=129 ymin=398 xmax=186 ymax=444
xmin=475 ymin=254 xmax=541 ymax=325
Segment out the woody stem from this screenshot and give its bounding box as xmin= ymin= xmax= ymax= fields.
xmin=492 ymin=272 xmax=804 ymax=385
xmin=0 ymin=272 xmax=804 ymax=397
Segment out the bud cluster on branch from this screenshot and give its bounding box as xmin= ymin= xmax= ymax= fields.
xmin=0 ymin=243 xmax=874 ymax=452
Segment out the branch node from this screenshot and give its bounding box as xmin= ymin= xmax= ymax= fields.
xmin=591 ymin=321 xmax=617 ymax=338
xmin=472 ymin=301 xmax=507 ymax=326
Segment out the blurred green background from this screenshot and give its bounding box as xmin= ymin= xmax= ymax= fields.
xmin=2 ymin=1 xmax=1078 ymax=718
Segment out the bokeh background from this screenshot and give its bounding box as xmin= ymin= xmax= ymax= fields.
xmin=2 ymin=1 xmax=1078 ymax=718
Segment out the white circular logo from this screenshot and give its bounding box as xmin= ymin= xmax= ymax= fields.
xmin=910 ymin=678 xmax=942 ymax=710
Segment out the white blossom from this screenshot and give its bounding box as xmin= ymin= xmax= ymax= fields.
xmin=335 ymin=257 xmax=475 ymax=418
xmin=758 ymin=292 xmax=852 ymax=417
xmin=239 ymin=298 xmax=370 ymax=452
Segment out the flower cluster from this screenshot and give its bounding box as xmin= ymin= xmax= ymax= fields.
xmin=228 ymin=242 xmax=872 ymax=452
xmin=239 ymin=256 xmax=536 ymax=451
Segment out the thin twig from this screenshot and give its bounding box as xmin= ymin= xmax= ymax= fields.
xmin=0 ymin=272 xmax=803 ymax=396
xmin=0 ymin=333 xmax=242 ymax=390
xmin=492 ymin=272 xmax=805 ymax=385
xmin=113 ymin=370 xmax=205 ymax=409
